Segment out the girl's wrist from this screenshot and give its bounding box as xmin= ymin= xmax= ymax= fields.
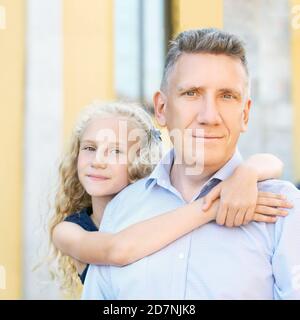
xmin=194 ymin=199 xmax=216 ymax=222
xmin=235 ymin=163 xmax=259 ymax=182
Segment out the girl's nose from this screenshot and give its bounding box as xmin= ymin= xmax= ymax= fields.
xmin=92 ymin=148 xmax=107 ymax=169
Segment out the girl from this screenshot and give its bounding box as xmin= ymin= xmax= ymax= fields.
xmin=49 ymin=101 xmax=291 ymax=296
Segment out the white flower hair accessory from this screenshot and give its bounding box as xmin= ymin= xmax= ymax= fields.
xmin=150 ymin=127 xmax=162 ymax=142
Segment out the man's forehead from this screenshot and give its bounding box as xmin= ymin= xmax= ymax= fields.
xmin=176 ymin=52 xmax=244 ymax=67
xmin=170 ymin=53 xmax=248 ymax=92
xmin=174 ymin=53 xmax=246 ymax=76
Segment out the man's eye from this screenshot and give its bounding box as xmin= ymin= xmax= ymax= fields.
xmin=222 ymin=93 xmax=235 ymax=99
xmin=184 ymin=91 xmax=196 ymax=97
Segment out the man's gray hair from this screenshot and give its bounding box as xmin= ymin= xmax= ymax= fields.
xmin=161 ymin=28 xmax=249 ymax=91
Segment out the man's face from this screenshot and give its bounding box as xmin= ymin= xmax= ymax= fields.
xmin=154 ymin=53 xmax=251 ymax=171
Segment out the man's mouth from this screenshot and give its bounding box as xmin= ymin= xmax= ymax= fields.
xmin=192 ymin=135 xmax=224 ymax=140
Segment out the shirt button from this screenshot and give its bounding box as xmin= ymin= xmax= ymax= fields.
xmin=179 ymin=253 xmax=184 ymax=259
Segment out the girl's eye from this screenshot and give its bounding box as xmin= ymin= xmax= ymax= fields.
xmin=83 ymin=146 xmax=96 ymax=151
xmin=110 ymin=149 xmax=121 ymax=155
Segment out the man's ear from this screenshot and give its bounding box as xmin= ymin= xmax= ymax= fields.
xmin=153 ymin=91 xmax=167 ymax=127
xmin=241 ymin=98 xmax=252 ymax=132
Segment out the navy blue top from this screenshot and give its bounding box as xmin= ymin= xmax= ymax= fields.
xmin=64 ymin=207 xmax=98 ymax=284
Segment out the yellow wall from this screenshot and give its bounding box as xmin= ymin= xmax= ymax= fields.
xmin=0 ymin=0 xmax=24 ymax=299
xmin=291 ymin=0 xmax=300 ymax=182
xmin=63 ymin=0 xmax=115 ymax=138
xmin=177 ymin=0 xmax=223 ymax=31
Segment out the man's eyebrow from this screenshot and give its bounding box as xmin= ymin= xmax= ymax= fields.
xmin=176 ymin=85 xmax=204 ymax=92
xmin=219 ymin=87 xmax=242 ymax=97
xmin=176 ymin=85 xmax=243 ymax=97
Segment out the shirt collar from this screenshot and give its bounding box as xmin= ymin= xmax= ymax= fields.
xmin=145 ymin=148 xmax=175 ymax=190
xmin=145 ymin=148 xmax=244 ymax=196
xmin=195 ymin=149 xmax=243 ymax=199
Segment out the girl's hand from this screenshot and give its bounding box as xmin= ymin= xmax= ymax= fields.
xmin=202 ymin=165 xmax=258 ymax=226
xmin=250 ymin=192 xmax=293 ymax=224
xmin=205 ymin=193 xmax=293 ymax=227
xmin=202 ymin=165 xmax=293 ymax=227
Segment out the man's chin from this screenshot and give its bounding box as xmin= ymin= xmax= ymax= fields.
xmin=186 ymin=153 xmax=224 ymax=167
xmin=174 ymin=148 xmax=226 ymax=168
xmin=203 ymin=153 xmax=227 ymax=168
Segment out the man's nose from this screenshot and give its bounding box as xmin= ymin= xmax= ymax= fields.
xmin=196 ymin=96 xmax=222 ymax=125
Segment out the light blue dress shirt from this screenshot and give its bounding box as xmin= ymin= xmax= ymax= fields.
xmin=82 ymin=149 xmax=300 ymax=300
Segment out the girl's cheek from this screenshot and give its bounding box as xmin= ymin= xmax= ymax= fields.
xmin=115 ymin=164 xmax=129 ymax=182
xmin=78 ymin=152 xmax=91 ymax=166
xmin=77 ymin=157 xmax=84 ymax=171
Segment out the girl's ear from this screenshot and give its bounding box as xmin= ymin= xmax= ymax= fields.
xmin=241 ymin=98 xmax=251 ymax=132
xmin=153 ymin=91 xmax=167 ymax=127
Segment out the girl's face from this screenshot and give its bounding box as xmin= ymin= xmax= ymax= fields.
xmin=77 ymin=116 xmax=138 ymax=197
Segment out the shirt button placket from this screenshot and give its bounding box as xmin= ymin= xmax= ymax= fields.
xmin=176 ymin=236 xmax=190 ymax=299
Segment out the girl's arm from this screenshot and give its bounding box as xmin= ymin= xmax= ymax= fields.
xmin=52 ymin=190 xmax=290 ymax=267
xmin=53 ymin=199 xmax=209 ymax=267
xmin=242 ymin=153 xmax=283 ymax=181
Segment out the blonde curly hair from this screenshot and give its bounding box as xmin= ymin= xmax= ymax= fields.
xmin=48 ymin=101 xmax=162 ymax=296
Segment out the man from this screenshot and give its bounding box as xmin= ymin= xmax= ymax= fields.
xmin=82 ymin=28 xmax=300 ymax=299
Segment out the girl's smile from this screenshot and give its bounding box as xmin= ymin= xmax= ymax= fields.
xmin=86 ymin=174 xmax=110 ymax=181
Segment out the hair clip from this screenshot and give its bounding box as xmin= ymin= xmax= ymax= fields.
xmin=150 ymin=128 xmax=162 ymax=142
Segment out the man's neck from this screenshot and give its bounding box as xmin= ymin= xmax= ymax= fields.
xmin=170 ymin=163 xmax=215 ymax=202
xmin=169 ymin=148 xmax=238 ymax=202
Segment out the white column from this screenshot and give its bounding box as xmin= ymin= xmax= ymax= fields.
xmin=114 ymin=0 xmax=141 ymax=100
xmin=23 ymin=0 xmax=63 ymax=299
xmin=114 ymin=0 xmax=166 ymax=104
xmin=143 ymin=0 xmax=166 ymax=104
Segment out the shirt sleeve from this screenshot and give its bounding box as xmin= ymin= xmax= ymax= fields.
xmin=81 ymin=264 xmax=113 ymax=300
xmin=272 ymin=183 xmax=300 ymax=299
xmin=81 ymin=199 xmax=116 ymax=299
